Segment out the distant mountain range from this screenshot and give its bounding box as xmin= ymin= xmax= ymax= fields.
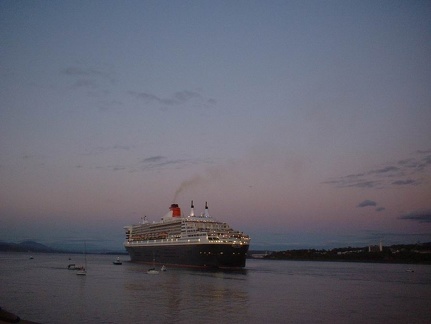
xmin=0 ymin=240 xmax=58 ymax=253
xmin=0 ymin=240 xmax=127 ymax=254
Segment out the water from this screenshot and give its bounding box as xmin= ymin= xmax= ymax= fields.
xmin=1 ymin=253 xmax=430 ymax=323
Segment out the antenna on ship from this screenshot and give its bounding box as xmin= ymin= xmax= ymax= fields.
xmin=204 ymin=201 xmax=210 ymax=218
xmin=190 ymin=200 xmax=195 ymax=217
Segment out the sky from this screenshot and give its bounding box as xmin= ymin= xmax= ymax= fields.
xmin=1 ymin=0 xmax=430 ymax=252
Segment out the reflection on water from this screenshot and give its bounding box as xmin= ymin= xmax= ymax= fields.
xmin=0 ymin=253 xmax=430 ymax=323
xmin=121 ymin=265 xmax=249 ymax=323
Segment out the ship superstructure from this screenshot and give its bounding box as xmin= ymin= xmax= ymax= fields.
xmin=124 ymin=202 xmax=250 ymax=268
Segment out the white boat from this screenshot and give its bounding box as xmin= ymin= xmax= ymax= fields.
xmin=113 ymin=257 xmax=122 ymax=265
xmin=76 ymin=266 xmax=87 ymax=276
xmin=76 ymin=242 xmax=87 ymax=276
xmin=161 ymin=265 xmax=167 ymax=271
xmin=147 ymin=256 xmax=159 ymax=274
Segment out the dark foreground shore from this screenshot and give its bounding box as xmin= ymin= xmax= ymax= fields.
xmin=0 ymin=307 xmax=39 ymax=324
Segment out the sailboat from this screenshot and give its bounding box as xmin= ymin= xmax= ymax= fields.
xmin=76 ymin=242 xmax=87 ymax=276
xmin=147 ymin=253 xmax=159 ymax=275
xmin=76 ymin=266 xmax=86 ymax=276
xmin=147 ymin=267 xmax=159 ymax=274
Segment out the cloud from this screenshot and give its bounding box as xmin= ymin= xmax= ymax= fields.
xmin=96 ymin=99 xmax=123 ymax=111
xmin=397 ymin=150 xmax=431 ymax=172
xmin=370 ymin=166 xmax=399 ymax=174
xmin=322 ymin=179 xmax=381 ymax=189
xmin=71 ymin=79 xmax=98 ymax=89
xmin=173 ymin=91 xmax=201 ymax=102
xmin=391 ymin=179 xmax=418 ymax=186
xmin=128 ymin=90 xmax=215 ymax=107
xmin=75 ymin=151 xmax=211 ymax=174
xmin=92 ymin=157 xmax=190 ymax=173
xmin=323 ymin=150 xmax=431 ymax=190
xmin=346 ymin=180 xmax=381 ymax=189
xmin=357 ymin=200 xmax=377 ymax=208
xmin=128 ymin=92 xmax=159 ymax=102
xmin=140 ymin=158 xmax=190 ymax=170
xmin=140 ymin=156 xmax=185 ymax=169
xmin=61 ymin=66 xmax=116 ymax=82
xmin=137 ymin=155 xmax=211 ymax=172
xmin=142 ymin=156 xmax=165 ymax=163
xmin=357 ymin=200 xmax=386 ymax=211
xmin=61 ymin=66 xmax=117 ymax=92
xmin=399 ymin=210 xmax=431 ymax=223
xmin=82 ymin=145 xmax=132 ymax=155
xmin=94 ymin=164 xmax=128 ymax=172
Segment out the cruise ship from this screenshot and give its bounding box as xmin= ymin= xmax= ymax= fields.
xmin=124 ymin=202 xmax=250 ymax=268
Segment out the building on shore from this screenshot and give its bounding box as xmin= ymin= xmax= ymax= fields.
xmin=368 ymin=241 xmax=383 ymax=252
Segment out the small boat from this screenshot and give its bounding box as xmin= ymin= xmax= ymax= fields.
xmin=113 ymin=257 xmax=122 ymax=265
xmin=161 ymin=265 xmax=167 ymax=271
xmin=76 ymin=242 xmax=87 ymax=276
xmin=76 ymin=266 xmax=86 ymax=276
xmin=406 ymin=269 xmax=414 ymax=273
xmin=67 ymin=263 xmax=76 ymax=270
xmin=147 ymin=255 xmax=160 ymax=274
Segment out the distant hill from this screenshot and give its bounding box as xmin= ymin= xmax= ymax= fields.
xmin=263 ymin=242 xmax=431 ymax=264
xmin=0 ymin=240 xmax=126 ymax=254
xmin=0 ymin=240 xmax=58 ymax=253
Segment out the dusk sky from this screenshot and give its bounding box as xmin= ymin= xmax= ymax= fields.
xmin=1 ymin=1 xmax=430 ymax=251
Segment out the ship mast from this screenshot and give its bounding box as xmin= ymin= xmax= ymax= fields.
xmin=204 ymin=201 xmax=210 ymax=218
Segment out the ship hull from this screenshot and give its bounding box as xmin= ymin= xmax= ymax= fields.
xmin=125 ymin=243 xmax=249 ymax=268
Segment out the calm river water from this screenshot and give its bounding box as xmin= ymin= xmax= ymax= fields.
xmin=0 ymin=252 xmax=430 ymax=323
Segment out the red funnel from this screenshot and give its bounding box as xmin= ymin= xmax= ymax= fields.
xmin=170 ymin=204 xmax=181 ymax=217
